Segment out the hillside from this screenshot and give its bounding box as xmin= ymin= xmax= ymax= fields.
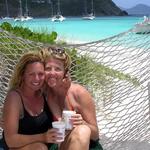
xmin=0 ymin=0 xmax=127 ymax=18
xmin=126 ymin=4 xmax=150 ymax=15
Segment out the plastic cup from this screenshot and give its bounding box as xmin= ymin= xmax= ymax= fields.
xmin=52 ymin=121 xmax=65 ymax=142
xmin=62 ymin=110 xmax=76 ymax=130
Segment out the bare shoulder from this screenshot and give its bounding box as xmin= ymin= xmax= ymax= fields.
xmin=69 ymin=82 xmax=93 ymax=104
xmin=3 ymin=90 xmax=22 ymax=120
xmin=5 ymin=90 xmax=22 ymax=105
xmin=6 ymin=90 xmax=20 ymax=99
xmin=68 ymin=83 xmax=96 ymax=116
xmin=70 ymin=82 xmax=88 ymax=95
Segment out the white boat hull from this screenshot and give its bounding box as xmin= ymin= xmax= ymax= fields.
xmin=82 ymin=12 xmax=95 ymax=20
xmin=133 ymin=23 xmax=150 ymax=34
xmin=82 ymin=15 xmax=95 ymax=20
xmin=51 ymin=15 xmax=65 ymax=22
xmin=14 ymin=16 xmax=33 ymax=22
xmin=2 ymin=17 xmax=13 ymax=20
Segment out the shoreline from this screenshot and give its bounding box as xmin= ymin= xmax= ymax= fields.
xmin=57 ymin=37 xmax=88 ymax=44
xmin=0 ymin=16 xmax=141 ymax=44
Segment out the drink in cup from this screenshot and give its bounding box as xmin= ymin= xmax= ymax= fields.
xmin=62 ymin=110 xmax=76 ymax=130
xmin=52 ymin=121 xmax=65 ymax=142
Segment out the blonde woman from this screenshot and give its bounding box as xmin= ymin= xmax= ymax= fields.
xmin=41 ymin=46 xmax=103 ymax=150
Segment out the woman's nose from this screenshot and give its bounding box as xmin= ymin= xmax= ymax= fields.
xmin=35 ymin=74 xmax=40 ymax=80
xmin=35 ymin=73 xmax=44 ymax=80
xmin=49 ymin=70 xmax=57 ymax=77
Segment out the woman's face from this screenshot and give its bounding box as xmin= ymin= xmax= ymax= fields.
xmin=45 ymin=58 xmax=65 ymax=88
xmin=22 ymin=62 xmax=45 ymax=91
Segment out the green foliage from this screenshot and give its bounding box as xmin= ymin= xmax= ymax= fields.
xmin=66 ymin=48 xmax=139 ymax=87
xmin=0 ymin=22 xmax=57 ymax=44
xmin=0 ymin=22 xmax=13 ymax=32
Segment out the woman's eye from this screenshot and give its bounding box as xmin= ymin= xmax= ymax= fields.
xmin=45 ymin=67 xmax=62 ymax=72
xmin=39 ymin=73 xmax=44 ymax=77
xmin=28 ymin=73 xmax=34 ymax=76
xmin=45 ymin=67 xmax=52 ymax=71
xmin=55 ymin=67 xmax=62 ymax=71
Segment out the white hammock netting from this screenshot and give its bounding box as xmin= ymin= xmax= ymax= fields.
xmin=0 ymin=28 xmax=150 ymax=150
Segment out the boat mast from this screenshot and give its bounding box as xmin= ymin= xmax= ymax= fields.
xmin=57 ymin=0 xmax=61 ymax=15
xmin=49 ymin=0 xmax=53 ymax=17
xmin=84 ymin=0 xmax=88 ymax=15
xmin=5 ymin=0 xmax=9 ymax=17
xmin=18 ymin=0 xmax=23 ymax=17
xmin=25 ymin=0 xmax=29 ymax=16
xmin=91 ymin=0 xmax=94 ymax=14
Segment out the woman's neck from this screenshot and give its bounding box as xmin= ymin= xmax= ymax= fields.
xmin=19 ymin=86 xmax=41 ymax=99
xmin=48 ymin=88 xmax=66 ymax=110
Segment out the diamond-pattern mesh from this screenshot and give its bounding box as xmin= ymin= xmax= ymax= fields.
xmin=0 ymin=28 xmax=150 ymax=150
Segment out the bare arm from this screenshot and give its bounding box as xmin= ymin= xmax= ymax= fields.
xmin=72 ymin=84 xmax=99 ymax=140
xmin=3 ymin=91 xmax=58 ymax=148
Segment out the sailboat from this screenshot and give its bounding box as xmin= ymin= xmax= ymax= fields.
xmin=14 ymin=0 xmax=32 ymax=21
xmin=51 ymin=0 xmax=66 ymax=22
xmin=2 ymin=0 xmax=12 ymax=19
xmin=14 ymin=0 xmax=26 ymax=21
xmin=24 ymin=0 xmax=33 ymax=20
xmin=82 ymin=0 xmax=95 ymax=20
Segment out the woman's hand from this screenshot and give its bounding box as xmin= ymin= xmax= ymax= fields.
xmin=44 ymin=128 xmax=62 ymax=144
xmin=62 ymin=73 xmax=71 ymax=90
xmin=58 ymin=72 xmax=71 ymax=96
xmin=71 ymin=113 xmax=84 ymax=127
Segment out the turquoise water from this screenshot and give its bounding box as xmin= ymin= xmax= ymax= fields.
xmin=0 ymin=16 xmax=143 ymax=43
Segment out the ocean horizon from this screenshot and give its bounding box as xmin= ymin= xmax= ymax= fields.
xmin=0 ymin=16 xmax=144 ymax=44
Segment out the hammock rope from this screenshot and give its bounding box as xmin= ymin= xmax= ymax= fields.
xmin=0 ymin=28 xmax=150 ymax=150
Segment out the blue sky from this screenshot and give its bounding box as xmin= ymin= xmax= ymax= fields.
xmin=112 ymin=0 xmax=150 ymax=8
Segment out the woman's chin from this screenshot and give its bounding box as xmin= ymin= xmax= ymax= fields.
xmin=47 ymin=79 xmax=57 ymax=87
xmin=47 ymin=82 xmax=57 ymax=88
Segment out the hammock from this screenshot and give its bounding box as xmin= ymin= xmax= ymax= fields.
xmin=0 ymin=28 xmax=150 ymax=150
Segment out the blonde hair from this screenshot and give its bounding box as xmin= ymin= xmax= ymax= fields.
xmin=9 ymin=51 xmax=44 ymax=90
xmin=40 ymin=46 xmax=71 ymax=72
